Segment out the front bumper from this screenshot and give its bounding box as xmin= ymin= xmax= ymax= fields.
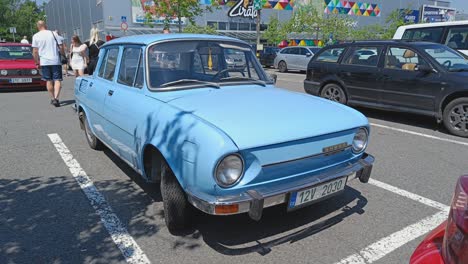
xmin=187 ymin=153 xmax=374 ymax=221
xmin=0 ymin=77 xmax=46 ymax=90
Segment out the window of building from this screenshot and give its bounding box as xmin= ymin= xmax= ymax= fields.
xmin=260 ymin=24 xmax=268 ymax=31
xmin=385 ymin=47 xmax=428 ymax=71
xmin=239 ymin=23 xmax=250 ymax=31
xmin=99 ymin=48 xmax=119 ymax=81
xmin=229 ymin=22 xmax=238 ymax=31
xmin=344 ymin=46 xmax=382 ymax=66
xmin=118 ymin=47 xmax=142 ymax=87
xmin=218 ymin=22 xmax=227 ymax=30
xmin=315 ymin=47 xmax=345 ymax=63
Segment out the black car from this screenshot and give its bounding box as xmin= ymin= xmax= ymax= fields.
xmin=259 ymin=47 xmax=279 ymax=67
xmin=304 ymin=40 xmax=468 ymax=137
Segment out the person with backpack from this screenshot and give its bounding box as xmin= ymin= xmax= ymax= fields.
xmin=85 ymin=28 xmax=105 ymax=75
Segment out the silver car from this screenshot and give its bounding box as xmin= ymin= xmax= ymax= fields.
xmin=274 ymin=46 xmax=322 ymax=72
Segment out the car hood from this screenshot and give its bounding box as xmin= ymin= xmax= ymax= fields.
xmin=0 ymin=59 xmax=36 ymax=69
xmin=152 ymin=85 xmax=368 ymax=150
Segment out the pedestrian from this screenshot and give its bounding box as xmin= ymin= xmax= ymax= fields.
xmin=84 ymin=28 xmax=105 ymax=75
xmin=54 ymin=30 xmax=70 ymax=77
xmin=69 ymin=35 xmax=88 ymax=77
xmin=20 ymin=36 xmax=29 ymax=44
xmin=32 ymin=20 xmax=64 ymax=107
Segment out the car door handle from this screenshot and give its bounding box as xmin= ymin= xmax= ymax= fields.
xmin=340 ymin=71 xmax=351 ymax=77
xmin=108 ymin=90 xmax=114 ymax=96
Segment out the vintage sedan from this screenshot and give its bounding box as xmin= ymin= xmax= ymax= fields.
xmin=0 ymin=43 xmax=45 ymax=90
xmin=74 ymin=34 xmax=374 ymax=233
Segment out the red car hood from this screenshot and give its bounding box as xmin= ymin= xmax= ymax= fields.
xmin=0 ymin=59 xmax=36 ymax=69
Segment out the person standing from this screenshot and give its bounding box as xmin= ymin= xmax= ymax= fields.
xmin=85 ymin=28 xmax=105 ymax=75
xmin=20 ymin=36 xmax=29 ymax=44
xmin=32 ymin=21 xmax=64 ymax=107
xmin=69 ymin=35 xmax=88 ymax=77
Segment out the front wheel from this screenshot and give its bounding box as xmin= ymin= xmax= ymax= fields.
xmin=278 ymin=61 xmax=287 ymax=73
xmin=160 ymin=162 xmax=192 ymax=234
xmin=82 ymin=112 xmax=103 ymax=150
xmin=443 ymin=98 xmax=468 ymax=137
xmin=320 ymin=83 xmax=347 ymax=104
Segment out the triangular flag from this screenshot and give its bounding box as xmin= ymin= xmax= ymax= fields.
xmin=324 ymin=6 xmax=330 ymax=13
xmin=344 ymin=1 xmax=351 ymax=8
xmin=289 ymin=39 xmax=297 ymax=46
xmin=370 ymin=11 xmax=376 ymax=16
xmin=279 ymin=0 xmax=289 ymax=3
xmin=336 ymin=1 xmax=342 ymax=8
xmin=284 ymin=3 xmax=293 ymax=10
xmin=355 ymin=9 xmax=362 ymax=15
xmin=367 ymin=4 xmax=373 ymax=10
xmin=324 ymin=0 xmax=332 ymax=5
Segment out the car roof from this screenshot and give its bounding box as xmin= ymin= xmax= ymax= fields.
xmin=397 ymin=20 xmax=468 ymax=29
xmin=326 ymin=40 xmax=445 ymax=48
xmin=103 ymin=33 xmax=247 ymax=47
xmin=0 ymin=43 xmax=31 ymax=47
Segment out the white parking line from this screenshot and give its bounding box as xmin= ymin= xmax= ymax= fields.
xmin=48 ymin=133 xmax=151 ymax=264
xmin=335 ymin=210 xmax=448 ymax=264
xmin=369 ymin=179 xmax=449 ymax=211
xmin=371 ymin=123 xmax=468 ymax=147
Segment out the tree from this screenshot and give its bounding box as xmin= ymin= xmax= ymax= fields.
xmin=148 ymin=0 xmax=218 ymax=33
xmin=0 ymin=0 xmax=44 ymax=41
xmin=381 ymin=9 xmax=413 ymax=39
xmin=183 ymin=23 xmax=218 ymax=35
xmin=263 ymin=15 xmax=287 ymax=45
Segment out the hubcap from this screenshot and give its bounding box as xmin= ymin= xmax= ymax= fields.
xmin=324 ymin=87 xmax=342 ymax=102
xmin=449 ymin=103 xmax=468 ymax=132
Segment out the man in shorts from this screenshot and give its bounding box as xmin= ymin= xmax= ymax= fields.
xmin=32 ymin=21 xmax=64 ymax=107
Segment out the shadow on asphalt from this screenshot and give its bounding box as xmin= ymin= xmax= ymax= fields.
xmin=59 ymin=99 xmax=75 ymax=107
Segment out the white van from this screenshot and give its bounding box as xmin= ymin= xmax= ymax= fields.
xmin=393 ymin=21 xmax=468 ymax=56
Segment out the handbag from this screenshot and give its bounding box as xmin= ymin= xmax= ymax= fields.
xmin=51 ymin=31 xmax=68 ymax=64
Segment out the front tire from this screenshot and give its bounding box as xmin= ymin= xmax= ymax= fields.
xmin=278 ymin=61 xmax=288 ymax=73
xmin=443 ymin=98 xmax=468 ymax=137
xmin=320 ymin=83 xmax=347 ymax=104
xmin=82 ymin=112 xmax=103 ymax=150
xmin=160 ymin=162 xmax=192 ymax=234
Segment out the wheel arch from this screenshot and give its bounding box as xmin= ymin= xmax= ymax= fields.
xmin=319 ymin=79 xmax=348 ymax=99
xmin=440 ymin=91 xmax=468 ymax=115
xmin=142 ymin=144 xmax=166 ymax=183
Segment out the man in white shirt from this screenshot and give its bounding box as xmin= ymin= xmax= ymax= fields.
xmin=32 ymin=21 xmax=65 ymax=107
xmin=20 ymin=36 xmax=29 ymax=44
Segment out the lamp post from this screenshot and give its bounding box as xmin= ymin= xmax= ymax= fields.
xmin=253 ymin=0 xmax=262 ymax=53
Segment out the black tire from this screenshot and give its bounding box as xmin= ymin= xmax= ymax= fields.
xmin=320 ymin=83 xmax=347 ymax=104
xmin=443 ymin=97 xmax=468 ymax=137
xmin=278 ymin=61 xmax=287 ymax=73
xmin=83 ymin=112 xmax=103 ymax=150
xmin=160 ymin=162 xmax=192 ymax=233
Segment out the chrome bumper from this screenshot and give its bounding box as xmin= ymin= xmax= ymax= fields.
xmin=187 ymin=153 xmax=374 ymax=221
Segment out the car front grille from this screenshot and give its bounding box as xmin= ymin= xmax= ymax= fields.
xmin=6 ymin=69 xmax=35 ymax=76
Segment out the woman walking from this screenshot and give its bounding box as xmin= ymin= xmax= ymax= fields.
xmin=85 ymin=28 xmax=105 ymax=75
xmin=69 ymin=35 xmax=88 ymax=77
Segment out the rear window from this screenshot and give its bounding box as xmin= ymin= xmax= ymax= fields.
xmin=401 ymin=27 xmax=444 ymax=43
xmin=0 ymin=46 xmax=33 ymax=59
xmin=315 ymin=48 xmax=345 ymax=63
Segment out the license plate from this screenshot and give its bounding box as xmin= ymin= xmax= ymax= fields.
xmin=289 ymin=176 xmax=348 ymax=208
xmin=9 ymin=78 xmax=32 ymax=83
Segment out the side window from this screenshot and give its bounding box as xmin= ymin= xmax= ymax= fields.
xmin=101 ymin=48 xmax=119 ymax=81
xmin=134 ymin=56 xmax=144 ymax=88
xmin=402 ymin=28 xmax=444 ymax=43
xmin=384 ymin=47 xmax=428 ymax=71
xmin=445 ymin=27 xmax=468 ymax=49
xmin=289 ymin=48 xmax=299 ymax=55
xmin=97 ymin=50 xmax=108 ymax=78
xmin=344 ymin=46 xmax=382 ymax=67
xmin=280 ymin=48 xmax=289 ymax=54
xmin=193 ymin=52 xmax=204 ymax=74
xmin=299 ymin=48 xmax=309 ymax=56
xmin=118 ymin=47 xmax=142 ymax=87
xmin=315 ymin=47 xmax=345 ymax=63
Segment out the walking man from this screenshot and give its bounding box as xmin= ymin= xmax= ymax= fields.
xmin=32 ymin=21 xmax=64 ymax=107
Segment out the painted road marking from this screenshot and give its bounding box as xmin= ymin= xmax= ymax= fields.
xmin=371 ymin=123 xmax=468 ymax=147
xmin=48 ymin=133 xmax=151 ymax=264
xmin=369 ymin=179 xmax=449 ymax=211
xmin=335 ymin=210 xmax=448 ymax=264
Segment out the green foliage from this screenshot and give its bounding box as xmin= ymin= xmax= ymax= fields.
xmin=262 ymin=15 xmax=287 ymax=45
xmin=0 ymin=0 xmax=44 ymax=42
xmin=183 ymin=23 xmax=218 ymax=35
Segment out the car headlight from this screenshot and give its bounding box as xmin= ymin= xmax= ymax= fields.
xmin=215 ymin=154 xmax=244 ymax=187
xmin=0 ymin=70 xmax=7 ymax=76
xmin=31 ymin=69 xmax=38 ymax=75
xmin=352 ymin=128 xmax=368 ymax=153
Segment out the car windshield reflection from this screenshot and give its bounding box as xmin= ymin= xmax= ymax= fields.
xmin=0 ymin=46 xmax=33 ymax=60
xmin=147 ymin=40 xmax=268 ymax=89
xmin=424 ymin=46 xmax=468 ymax=72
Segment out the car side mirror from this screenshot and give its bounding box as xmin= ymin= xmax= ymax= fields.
xmin=416 ymin=65 xmax=435 ymax=73
xmin=270 ymin=74 xmax=277 ymax=84
xmin=306 ymin=53 xmax=312 ymax=57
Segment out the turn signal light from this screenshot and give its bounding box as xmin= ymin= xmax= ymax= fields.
xmin=215 ymin=204 xmax=239 ymax=214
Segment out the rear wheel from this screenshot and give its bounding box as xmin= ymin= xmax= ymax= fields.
xmin=160 ymin=162 xmax=192 ymax=234
xmin=443 ymin=98 xmax=468 ymax=137
xmin=82 ymin=112 xmax=103 ymax=150
xmin=278 ymin=61 xmax=287 ymax=73
xmin=320 ymin=83 xmax=347 ymax=104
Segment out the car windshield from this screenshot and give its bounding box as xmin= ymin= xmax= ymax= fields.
xmin=424 ymin=45 xmax=468 ymax=72
xmin=0 ymin=46 xmax=33 ymax=60
xmin=147 ymin=40 xmax=269 ymax=89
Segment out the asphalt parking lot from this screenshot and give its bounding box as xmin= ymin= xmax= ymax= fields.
xmin=1 ymin=73 xmax=468 ymax=264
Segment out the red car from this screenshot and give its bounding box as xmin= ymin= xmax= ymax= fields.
xmin=0 ymin=43 xmax=45 ymax=90
xmin=410 ymin=175 xmax=468 ymax=264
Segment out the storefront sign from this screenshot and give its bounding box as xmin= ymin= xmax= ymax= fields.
xmin=400 ymin=9 xmax=420 ymax=23
xmin=228 ymin=0 xmax=259 ymax=19
xmin=421 ymin=5 xmax=456 ymax=23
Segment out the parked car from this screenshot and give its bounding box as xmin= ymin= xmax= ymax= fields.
xmin=410 ymin=175 xmax=467 ymax=264
xmin=259 ymin=47 xmax=279 ymax=67
xmin=394 ymin=20 xmax=468 ymax=57
xmin=75 ymin=34 xmax=374 ymax=233
xmin=304 ymin=40 xmax=468 ymax=137
xmin=0 ymin=43 xmax=45 ymax=90
xmin=274 ymin=46 xmax=322 ymax=72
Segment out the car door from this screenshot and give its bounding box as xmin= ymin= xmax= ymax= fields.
xmin=287 ymin=47 xmax=300 ymax=69
xmin=297 ymin=48 xmax=313 ymax=71
xmin=102 ymin=45 xmax=147 ymax=167
xmin=380 ymin=46 xmax=442 ymax=113
xmin=337 ymin=45 xmax=384 ymax=104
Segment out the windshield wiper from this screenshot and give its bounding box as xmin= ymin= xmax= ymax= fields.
xmin=219 ymin=76 xmax=266 ymax=86
xmin=160 ymin=79 xmax=219 ymax=89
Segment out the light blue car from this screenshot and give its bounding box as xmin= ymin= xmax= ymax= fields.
xmin=74 ymin=34 xmax=374 ymax=233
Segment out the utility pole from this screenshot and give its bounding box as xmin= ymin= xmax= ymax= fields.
xmin=256 ymin=10 xmax=261 ymax=47
xmin=253 ymin=0 xmax=262 ymax=53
